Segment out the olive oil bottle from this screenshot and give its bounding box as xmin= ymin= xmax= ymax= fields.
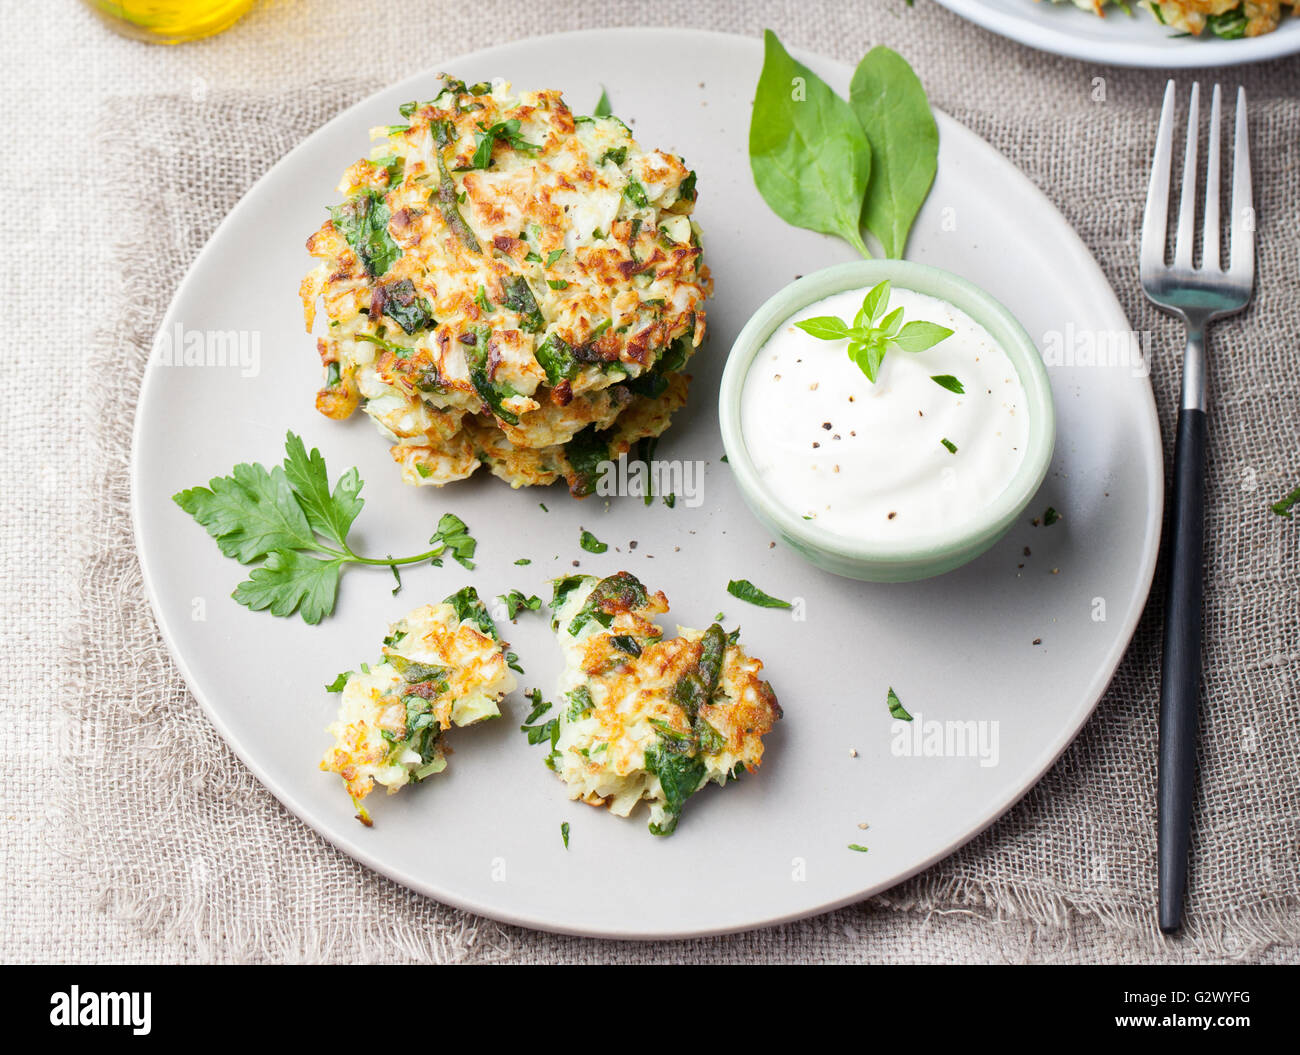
xmin=84 ymin=0 xmax=256 ymax=44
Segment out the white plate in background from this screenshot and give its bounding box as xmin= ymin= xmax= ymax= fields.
xmin=936 ymin=0 xmax=1300 ymax=67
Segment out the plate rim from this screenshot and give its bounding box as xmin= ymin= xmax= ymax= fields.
xmin=934 ymin=0 xmax=1300 ymax=68
xmin=129 ymin=26 xmax=1165 ymax=939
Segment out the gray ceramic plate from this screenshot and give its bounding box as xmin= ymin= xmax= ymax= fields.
xmin=132 ymin=28 xmax=1163 ymax=938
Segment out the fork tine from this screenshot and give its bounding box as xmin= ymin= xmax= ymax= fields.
xmin=1141 ymin=81 xmax=1177 ymax=279
xmin=1229 ymin=86 xmax=1254 ymax=281
xmin=1202 ymin=85 xmax=1222 ymax=272
xmin=1173 ymin=82 xmax=1200 ymax=271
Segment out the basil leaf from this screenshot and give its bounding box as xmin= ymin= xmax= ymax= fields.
xmin=929 ymin=374 xmax=965 ymax=394
xmin=795 ymin=316 xmax=851 ymax=341
xmin=749 ymin=29 xmax=871 ymax=258
xmin=849 ymin=46 xmax=939 ymax=259
xmin=859 ymin=280 xmax=890 ymax=326
xmin=892 ymin=321 xmax=953 ymax=352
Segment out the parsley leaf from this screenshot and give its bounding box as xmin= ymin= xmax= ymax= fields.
xmin=174 ymin=432 xmax=476 ymax=624
xmin=428 ymin=512 xmax=478 ymax=569
xmin=499 ymin=589 xmax=542 ymax=620
xmin=1273 ymin=486 xmax=1300 ymax=518
xmin=886 ymin=687 xmax=913 ymax=721
xmin=232 ymin=549 xmax=343 ymax=625
xmin=280 ymin=432 xmax=363 ymax=547
xmin=579 ymin=529 xmax=608 ymax=554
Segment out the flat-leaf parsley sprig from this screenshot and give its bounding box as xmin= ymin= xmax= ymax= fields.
xmin=173 ymin=431 xmax=478 ymax=624
xmin=795 ymin=279 xmax=953 ymax=383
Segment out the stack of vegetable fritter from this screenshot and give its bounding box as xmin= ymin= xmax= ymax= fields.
xmin=301 ymin=75 xmax=709 ymax=496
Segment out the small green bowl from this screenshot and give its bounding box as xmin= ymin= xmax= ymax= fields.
xmin=718 ymin=260 xmax=1056 ymax=582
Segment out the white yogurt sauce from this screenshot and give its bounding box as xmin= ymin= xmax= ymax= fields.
xmin=740 ymin=285 xmax=1029 ymax=542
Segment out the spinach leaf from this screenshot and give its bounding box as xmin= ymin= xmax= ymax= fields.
xmin=564 ymin=425 xmax=610 ymax=497
xmin=502 ymin=275 xmax=545 ymax=333
xmin=849 ymin=46 xmax=938 ymax=259
xmin=378 ymin=279 xmax=434 ymax=334
xmin=464 ymin=327 xmax=520 ymax=425
xmin=644 ymin=745 xmax=706 ymax=836
xmin=726 ymin=578 xmax=792 ymax=609
xmin=568 ymin=571 xmax=649 ymax=636
xmin=535 ymin=333 xmax=580 ymax=385
xmin=1206 ymin=9 xmax=1247 ymax=38
xmin=749 ymin=29 xmax=871 ymax=258
xmin=431 ymin=120 xmax=480 ymax=253
xmin=328 ymin=191 xmax=401 ymax=277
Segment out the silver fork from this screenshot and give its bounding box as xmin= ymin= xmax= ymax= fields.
xmin=1140 ymin=81 xmax=1254 ymax=935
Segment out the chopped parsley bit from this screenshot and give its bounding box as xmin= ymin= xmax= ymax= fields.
xmin=940 ymin=437 xmax=958 ymax=454
xmin=499 ymin=589 xmax=543 ymax=619
xmin=1042 ymin=506 xmax=1061 ymax=526
xmin=579 ymin=529 xmax=608 ymax=554
xmin=886 ymin=687 xmax=913 ymax=722
xmin=848 ymin=844 xmax=869 ymax=853
xmin=720 ymin=454 xmax=729 ymax=463
xmin=389 ymin=560 xmax=402 ymax=594
xmin=520 ymin=688 xmax=559 ymax=761
xmin=539 ymin=502 xmax=549 ymax=512
xmin=506 ymin=651 xmax=524 ymax=674
xmin=547 ymin=278 xmax=570 ymax=290
xmin=1273 ymin=486 xmax=1300 ymax=518
xmin=726 ymin=578 xmax=792 ymax=609
xmin=561 ymin=821 xmax=571 ymax=849
xmin=663 ymin=493 xmax=676 ymax=508
xmin=325 ymin=671 xmax=349 ymax=692
xmin=713 ymin=611 xmax=725 ymax=622
xmin=475 ymin=285 xmax=492 ymax=312
xmin=545 ymin=248 xmax=565 ymax=267
xmin=514 ymin=558 xmax=531 ymax=565
xmin=930 ymin=374 xmax=965 ymax=394
xmin=428 ymin=513 xmax=477 ymax=569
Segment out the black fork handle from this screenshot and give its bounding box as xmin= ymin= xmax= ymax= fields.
xmin=1157 ymin=405 xmax=1207 ymax=934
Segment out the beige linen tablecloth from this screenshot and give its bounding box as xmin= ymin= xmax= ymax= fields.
xmin=3 ymin=0 xmax=1297 ymax=963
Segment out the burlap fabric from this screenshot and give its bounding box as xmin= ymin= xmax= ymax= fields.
xmin=4 ymin=0 xmax=1297 ymax=962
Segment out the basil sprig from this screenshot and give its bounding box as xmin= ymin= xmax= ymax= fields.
xmin=794 ymin=280 xmax=953 ymax=383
